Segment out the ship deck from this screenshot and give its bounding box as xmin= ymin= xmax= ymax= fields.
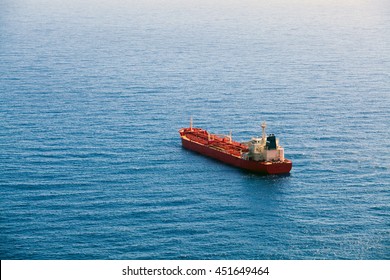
xmin=180 ymin=128 xmax=249 ymax=158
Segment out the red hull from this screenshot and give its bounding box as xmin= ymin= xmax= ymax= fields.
xmin=180 ymin=130 xmax=292 ymax=175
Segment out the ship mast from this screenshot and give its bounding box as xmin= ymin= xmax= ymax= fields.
xmin=190 ymin=116 xmax=193 ymax=131
xmin=261 ymin=121 xmax=267 ymax=142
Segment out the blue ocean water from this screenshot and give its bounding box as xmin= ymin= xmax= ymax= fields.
xmin=0 ymin=0 xmax=389 ymax=260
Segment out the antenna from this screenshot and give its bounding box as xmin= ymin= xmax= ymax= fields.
xmin=190 ymin=116 xmax=193 ymax=131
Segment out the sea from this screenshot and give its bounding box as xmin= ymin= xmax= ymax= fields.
xmin=0 ymin=0 xmax=389 ymax=260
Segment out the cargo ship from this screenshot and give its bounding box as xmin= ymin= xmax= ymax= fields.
xmin=179 ymin=119 xmax=292 ymax=175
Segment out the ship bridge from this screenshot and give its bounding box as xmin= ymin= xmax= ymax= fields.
xmin=246 ymin=122 xmax=285 ymax=162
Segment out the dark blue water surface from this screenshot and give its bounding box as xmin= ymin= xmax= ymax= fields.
xmin=1 ymin=0 xmax=389 ymax=259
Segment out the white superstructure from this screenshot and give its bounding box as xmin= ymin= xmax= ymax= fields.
xmin=243 ymin=122 xmax=285 ymax=162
